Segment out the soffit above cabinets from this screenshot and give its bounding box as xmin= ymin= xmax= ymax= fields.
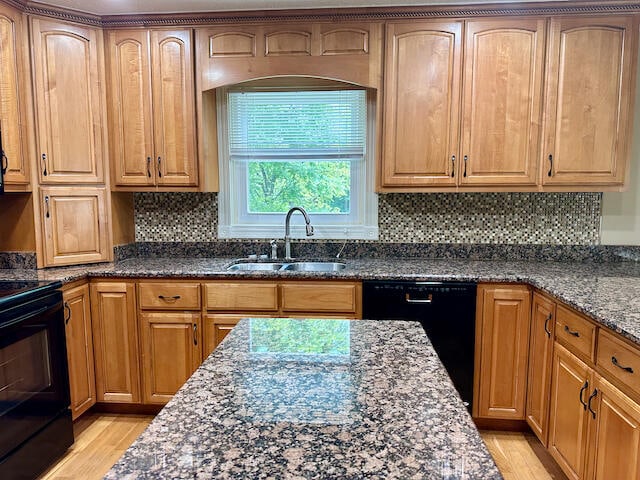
xmin=32 ymin=0 xmax=570 ymax=15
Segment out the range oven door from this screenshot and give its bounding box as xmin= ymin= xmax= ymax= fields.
xmin=0 ymin=291 xmax=71 ymax=463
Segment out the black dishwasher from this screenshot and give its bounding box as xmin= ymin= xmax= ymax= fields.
xmin=362 ymin=280 xmax=477 ymax=411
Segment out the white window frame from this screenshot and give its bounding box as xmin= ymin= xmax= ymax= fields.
xmin=216 ymin=85 xmax=378 ymax=240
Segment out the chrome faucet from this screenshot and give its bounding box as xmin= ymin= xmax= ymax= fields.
xmin=284 ymin=206 xmax=314 ymax=259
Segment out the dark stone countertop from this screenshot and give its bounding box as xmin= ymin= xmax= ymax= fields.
xmin=104 ymin=318 xmax=502 ymax=480
xmin=2 ymin=256 xmax=640 ymax=345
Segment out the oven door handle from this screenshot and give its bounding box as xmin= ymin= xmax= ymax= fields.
xmin=405 ymin=293 xmax=433 ymax=304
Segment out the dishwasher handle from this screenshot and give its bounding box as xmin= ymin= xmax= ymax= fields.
xmin=405 ymin=293 xmax=433 ymax=304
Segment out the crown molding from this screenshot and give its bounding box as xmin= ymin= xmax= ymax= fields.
xmin=1 ymin=0 xmax=638 ymax=27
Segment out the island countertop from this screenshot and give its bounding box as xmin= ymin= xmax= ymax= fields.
xmin=105 ymin=318 xmax=502 ymax=479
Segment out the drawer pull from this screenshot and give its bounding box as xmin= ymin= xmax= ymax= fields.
xmin=587 ymin=388 xmax=598 ymax=419
xmin=158 ymin=295 xmax=181 ymax=302
xmin=611 ymin=356 xmax=634 ymax=374
xmin=544 ymin=313 xmax=552 ymax=337
xmin=564 ymin=325 xmax=580 ymax=337
xmin=579 ymin=380 xmax=589 ymax=410
xmin=405 ymin=293 xmax=432 ymax=304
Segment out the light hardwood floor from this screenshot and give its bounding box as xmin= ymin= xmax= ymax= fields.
xmin=38 ymin=413 xmax=566 ymax=480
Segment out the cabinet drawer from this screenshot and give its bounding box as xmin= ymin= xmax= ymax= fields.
xmin=597 ymin=329 xmax=640 ymax=397
xmin=281 ymin=282 xmax=359 ymax=314
xmin=204 ymin=282 xmax=279 ymax=311
xmin=139 ymin=283 xmax=201 ymax=310
xmin=555 ymin=304 xmax=596 ymax=362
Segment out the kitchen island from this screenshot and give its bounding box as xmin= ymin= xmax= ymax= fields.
xmin=105 ymin=318 xmax=502 ymax=479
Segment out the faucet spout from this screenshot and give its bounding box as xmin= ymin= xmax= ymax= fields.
xmin=284 ymin=206 xmax=314 ymax=260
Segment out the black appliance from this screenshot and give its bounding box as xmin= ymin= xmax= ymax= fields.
xmin=0 ymin=280 xmax=74 ymax=480
xmin=363 ymin=280 xmax=477 ymax=411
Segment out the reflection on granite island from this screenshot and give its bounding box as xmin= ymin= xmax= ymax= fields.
xmin=106 ymin=318 xmax=501 ymax=479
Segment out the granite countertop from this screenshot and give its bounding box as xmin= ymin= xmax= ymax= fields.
xmin=2 ymin=256 xmax=640 ymax=345
xmin=105 ymin=318 xmax=502 ymax=480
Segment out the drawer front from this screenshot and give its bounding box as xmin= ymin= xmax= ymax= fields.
xmin=281 ymin=282 xmax=359 ymax=314
xmin=204 ymin=283 xmax=279 ymax=311
xmin=139 ymin=283 xmax=201 ymax=310
xmin=555 ymin=304 xmax=596 ymax=362
xmin=597 ymin=329 xmax=640 ymax=397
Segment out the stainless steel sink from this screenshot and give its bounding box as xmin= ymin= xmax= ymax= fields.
xmin=226 ymin=262 xmax=284 ymax=271
xmin=281 ymin=262 xmax=346 ymax=272
xmin=226 ymin=261 xmax=346 ymax=272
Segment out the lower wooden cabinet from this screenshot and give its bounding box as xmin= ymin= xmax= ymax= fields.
xmin=474 ymin=284 xmax=531 ymax=419
xmin=39 ymin=187 xmax=112 ymax=267
xmin=140 ymin=312 xmax=201 ymax=404
xmin=90 ymin=281 xmax=141 ymax=403
xmin=526 ymin=292 xmax=556 ymax=446
xmin=203 ymin=314 xmax=274 ymax=358
xmin=62 ymin=282 xmax=96 ymax=419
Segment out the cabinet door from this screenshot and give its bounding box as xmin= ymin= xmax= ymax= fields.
xmin=0 ymin=4 xmax=29 ymax=188
xmin=63 ymin=283 xmax=96 ymax=420
xmin=543 ymin=16 xmax=637 ymax=186
xmin=203 ymin=314 xmax=275 ymax=359
xmin=381 ymin=21 xmax=461 ymax=187
xmin=474 ymin=284 xmax=531 ymax=419
xmin=460 ymin=19 xmax=544 ymax=186
xmin=91 ymin=282 xmax=140 ymax=403
xmin=31 ymin=19 xmax=105 ymax=184
xmin=107 ymin=30 xmax=154 ymax=186
xmin=548 ymin=343 xmax=592 ymax=480
xmin=151 ymin=29 xmax=197 ymax=186
xmin=586 ymin=376 xmax=640 ymax=480
xmin=39 ymin=187 xmax=111 ymax=267
xmin=140 ymin=312 xmax=201 ymax=405
xmin=526 ymin=292 xmax=556 ymax=446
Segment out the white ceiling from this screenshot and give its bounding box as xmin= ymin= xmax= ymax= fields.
xmin=34 ymin=0 xmax=568 ymax=16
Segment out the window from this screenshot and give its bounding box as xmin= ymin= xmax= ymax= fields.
xmin=217 ymin=86 xmax=378 ymax=240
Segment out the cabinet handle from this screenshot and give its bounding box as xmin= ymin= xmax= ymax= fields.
xmin=147 ymin=156 xmax=152 ymax=178
xmin=158 ymin=295 xmax=181 ymax=302
xmin=405 ymin=293 xmax=432 ymax=304
xmin=463 ymin=155 xmax=468 ymax=178
xmin=579 ymin=380 xmax=589 ymax=410
xmin=611 ymin=356 xmax=634 ymax=374
xmin=44 ymin=195 xmax=50 ymax=218
xmin=193 ymin=323 xmax=198 ymax=346
xmin=157 ymin=156 xmax=162 ymax=178
xmin=564 ymin=325 xmax=580 ymax=337
xmin=451 ymin=155 xmax=455 ymax=178
xmin=41 ymin=153 xmax=48 ymax=176
xmin=63 ymin=301 xmax=71 ymax=325
xmin=544 ymin=313 xmax=552 ymax=337
xmin=547 ymin=154 xmax=553 ymax=177
xmin=1 ymin=149 xmax=7 ymax=175
xmin=587 ymin=388 xmax=598 ymax=419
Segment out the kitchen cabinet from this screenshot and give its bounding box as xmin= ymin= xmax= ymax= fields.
xmin=555 ymin=304 xmax=597 ymax=364
xmin=0 ymin=3 xmax=30 ymax=190
xmin=203 ymin=313 xmax=274 ymax=358
xmin=526 ymin=292 xmax=556 ymax=446
xmin=62 ymin=282 xmax=96 ymax=420
xmin=39 ymin=186 xmax=111 ymax=267
xmin=140 ymin=312 xmax=201 ymax=404
xmin=459 ymin=19 xmax=544 ymax=186
xmin=381 ymin=21 xmax=462 ymax=187
xmin=90 ymin=281 xmax=141 ymax=404
xmin=474 ymin=284 xmax=531 ymax=420
xmin=542 ymin=16 xmax=637 ymax=186
xmin=31 ymin=18 xmax=107 ymax=184
xmin=107 ymin=29 xmax=197 ymax=188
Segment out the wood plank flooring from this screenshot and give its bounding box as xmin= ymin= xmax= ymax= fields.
xmin=37 ymin=413 xmax=566 ymax=480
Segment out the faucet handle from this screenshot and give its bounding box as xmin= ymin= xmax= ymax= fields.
xmin=270 ymin=239 xmax=278 ymax=259
xmin=306 ymin=224 xmax=314 ymax=236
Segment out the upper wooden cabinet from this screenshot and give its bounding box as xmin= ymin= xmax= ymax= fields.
xmin=107 ymin=29 xmax=197 ymax=188
xmin=30 ymin=19 xmax=106 ymax=184
xmin=0 ymin=3 xmax=30 ymax=190
xmin=381 ymin=21 xmax=461 ymax=187
xmin=543 ymin=16 xmax=637 ymax=186
xmin=460 ymin=19 xmax=544 ymax=186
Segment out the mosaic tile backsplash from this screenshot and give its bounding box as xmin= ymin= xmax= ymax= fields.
xmin=134 ymin=192 xmax=602 ymax=245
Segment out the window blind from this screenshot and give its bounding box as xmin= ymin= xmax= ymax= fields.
xmin=227 ymin=89 xmax=366 ymax=161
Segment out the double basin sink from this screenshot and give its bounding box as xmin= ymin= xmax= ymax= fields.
xmin=227 ymin=261 xmax=346 ymax=272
